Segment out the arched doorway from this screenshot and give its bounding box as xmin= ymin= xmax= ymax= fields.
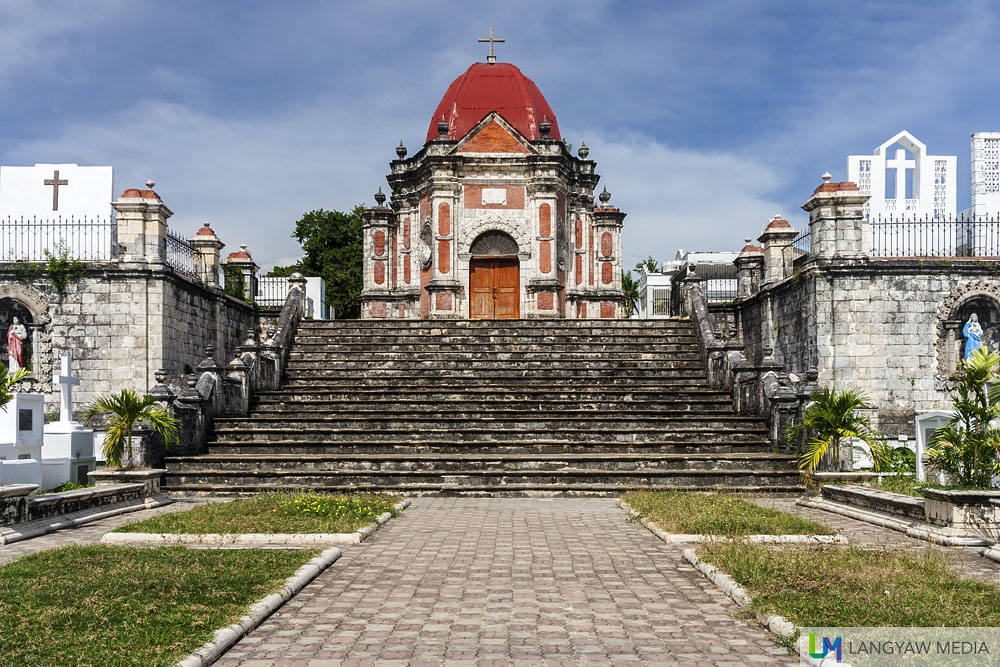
xmin=469 ymin=231 xmax=519 ymax=319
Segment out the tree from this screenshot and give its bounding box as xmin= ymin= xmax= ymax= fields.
xmin=84 ymin=389 xmax=179 ymax=469
xmin=0 ymin=363 xmax=29 ymax=414
xmin=291 ymin=206 xmax=364 ymax=319
xmin=926 ymin=345 xmax=1000 ymax=488
xmin=789 ymin=387 xmax=879 ymax=474
xmin=621 ymin=271 xmax=639 ymax=318
xmin=635 ymin=256 xmax=660 ymax=274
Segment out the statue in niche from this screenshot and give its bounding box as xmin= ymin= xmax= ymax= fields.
xmin=7 ymin=316 xmax=27 ymax=373
xmin=963 ymin=313 xmax=983 ymax=360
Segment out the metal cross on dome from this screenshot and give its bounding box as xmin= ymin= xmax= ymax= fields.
xmin=478 ymin=26 xmax=505 ymax=64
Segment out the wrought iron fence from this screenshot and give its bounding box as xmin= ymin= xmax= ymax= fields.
xmin=870 ymin=214 xmax=1000 ymax=258
xmin=0 ymin=215 xmax=117 ymax=261
xmin=166 ymin=228 xmax=195 ymax=275
xmin=256 ymin=277 xmax=291 ymax=307
xmin=793 ymin=227 xmax=811 ymax=253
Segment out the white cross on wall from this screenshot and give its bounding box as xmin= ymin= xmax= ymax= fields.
xmin=886 ymin=148 xmax=915 ymax=201
xmin=52 ymin=353 xmax=81 ymax=424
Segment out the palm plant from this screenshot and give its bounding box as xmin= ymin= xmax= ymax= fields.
xmin=84 ymin=389 xmax=179 ymax=469
xmin=0 ymin=363 xmax=30 ymax=414
xmin=635 ymin=256 xmax=660 ymax=274
xmin=621 ymin=271 xmax=640 ymax=318
xmin=788 ymin=387 xmax=878 ymax=474
xmin=926 ymin=345 xmax=1000 ymax=488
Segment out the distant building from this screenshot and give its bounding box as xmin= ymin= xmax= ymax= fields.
xmin=636 ymin=249 xmax=737 ymax=319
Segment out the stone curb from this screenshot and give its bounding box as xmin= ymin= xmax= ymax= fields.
xmin=0 ymin=494 xmax=174 ymax=545
xmin=681 ymin=548 xmax=797 ymax=639
xmin=796 ymin=495 xmax=992 ymax=547
xmin=177 ymin=546 xmax=342 ymax=667
xmin=984 ymin=545 xmax=1000 ymax=564
xmin=102 ymin=499 xmax=410 ymax=548
xmin=619 ymin=500 xmax=846 ymax=544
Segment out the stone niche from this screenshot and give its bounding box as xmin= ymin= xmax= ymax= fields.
xmin=937 ymin=284 xmax=1000 ymax=384
xmin=0 ymin=296 xmax=35 ymax=373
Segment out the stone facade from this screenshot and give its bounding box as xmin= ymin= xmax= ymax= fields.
xmin=360 ymin=61 xmax=626 ymax=320
xmin=718 ymin=177 xmax=1000 ymax=435
xmin=0 ymin=188 xmax=257 ymax=413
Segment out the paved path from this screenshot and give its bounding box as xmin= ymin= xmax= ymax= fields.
xmin=0 ymin=498 xmax=204 ymax=566
xmin=220 ymin=498 xmax=795 ymax=666
xmin=751 ymin=495 xmax=1000 ymax=586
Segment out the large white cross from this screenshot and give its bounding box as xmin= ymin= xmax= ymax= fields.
xmin=52 ymin=353 xmax=81 ymax=424
xmin=886 ymin=148 xmax=915 ymax=201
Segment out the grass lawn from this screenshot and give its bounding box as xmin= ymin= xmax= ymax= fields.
xmin=699 ymin=541 xmax=1000 ymax=627
xmin=0 ymin=545 xmax=318 ymax=666
xmin=114 ymin=492 xmax=403 ymax=534
xmin=622 ymin=490 xmax=833 ymax=536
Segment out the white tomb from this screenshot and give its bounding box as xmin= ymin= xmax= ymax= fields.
xmin=914 ymin=410 xmax=955 ymax=483
xmin=0 ymin=392 xmax=44 ymax=486
xmin=42 ymin=354 xmax=96 ymax=486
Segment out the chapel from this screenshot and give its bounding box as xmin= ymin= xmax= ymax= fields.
xmin=360 ymin=35 xmax=627 ymax=319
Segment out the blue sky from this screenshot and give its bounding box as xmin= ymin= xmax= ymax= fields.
xmin=1 ymin=0 xmax=997 ymax=270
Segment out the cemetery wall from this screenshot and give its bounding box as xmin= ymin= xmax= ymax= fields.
xmin=739 ymin=259 xmax=1000 ymax=435
xmin=0 ymin=263 xmax=255 ymax=412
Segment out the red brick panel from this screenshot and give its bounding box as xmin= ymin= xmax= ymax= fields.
xmin=540 ymin=240 xmax=551 ymax=274
xmin=438 ymin=202 xmax=450 ymax=236
xmin=403 ymin=217 xmax=410 ymax=249
xmin=391 ymin=235 xmax=397 ymax=286
xmin=398 ymin=303 xmax=405 ymax=318
xmin=420 ymin=266 xmax=431 ymax=317
xmin=538 ymin=292 xmax=554 ymax=309
xmin=602 ymin=261 xmax=612 ymax=285
xmin=374 ymin=260 xmax=385 ymax=285
xmin=374 ymin=230 xmax=385 ymax=256
xmin=372 ymin=301 xmax=387 ymax=318
xmin=420 ymin=196 xmax=431 ymax=221
xmin=539 ymin=204 xmax=551 ymax=237
xmin=403 ymin=253 xmax=411 ymax=283
xmin=438 ymin=239 xmax=450 ymax=274
xmin=575 ymin=254 xmax=582 ymax=284
xmin=464 ymin=185 xmax=525 ymax=210
xmin=600 ymin=232 xmax=612 ymax=258
xmin=589 ymin=229 xmax=594 ymax=286
xmin=435 ymin=292 xmax=453 ymax=310
xmin=579 ymin=301 xmax=587 ymax=318
xmin=600 ymin=301 xmax=615 ymax=318
xmin=459 ymin=120 xmax=530 ymax=154
xmin=575 ymin=218 xmax=582 ymax=249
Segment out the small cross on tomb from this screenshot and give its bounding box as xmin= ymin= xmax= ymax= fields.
xmin=478 ymin=25 xmax=505 ymax=64
xmin=44 ymin=170 xmax=69 ymax=211
xmin=52 ymin=353 xmax=81 ymax=424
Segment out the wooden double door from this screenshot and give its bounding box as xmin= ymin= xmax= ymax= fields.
xmin=470 ymin=257 xmax=519 ymax=319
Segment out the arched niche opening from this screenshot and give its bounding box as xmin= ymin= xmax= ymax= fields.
xmin=0 ymin=297 xmax=35 ymax=374
xmin=470 ymin=230 xmax=519 ymax=257
xmin=955 ymin=295 xmax=1000 ymax=358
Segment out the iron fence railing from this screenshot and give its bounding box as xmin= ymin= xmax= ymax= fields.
xmin=165 ymin=228 xmax=195 ymax=275
xmin=0 ymin=215 xmax=117 ymax=261
xmin=870 ymin=214 xmax=1000 ymax=258
xmin=256 ymin=277 xmax=291 ymax=307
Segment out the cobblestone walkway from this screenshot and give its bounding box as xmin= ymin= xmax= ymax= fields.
xmin=221 ymin=498 xmax=795 ymax=666
xmin=750 ymin=495 xmax=1000 ymax=586
xmin=0 ymin=499 xmax=203 ymax=566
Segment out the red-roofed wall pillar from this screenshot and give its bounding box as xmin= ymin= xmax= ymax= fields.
xmin=802 ymin=181 xmax=870 ymax=260
xmin=112 ymin=189 xmax=172 ymax=264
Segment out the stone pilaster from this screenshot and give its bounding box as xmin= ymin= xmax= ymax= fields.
xmin=802 ymin=175 xmax=871 ymax=259
xmin=224 ymin=245 xmax=259 ymax=300
xmin=112 ymin=187 xmax=172 ymax=264
xmin=757 ymin=216 xmax=798 ymax=284
xmin=734 ymin=239 xmax=764 ymax=299
xmin=360 ymin=195 xmax=395 ymax=318
xmin=189 ymin=222 xmax=224 ymax=287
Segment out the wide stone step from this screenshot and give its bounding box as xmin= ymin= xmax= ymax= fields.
xmin=217 ymin=413 xmax=761 ymax=430
xmin=204 ymin=440 xmax=774 ymax=456
xmin=287 ymin=344 xmax=700 ymax=356
xmin=211 ymin=426 xmax=766 ymax=444
xmin=163 ymin=468 xmax=800 ymax=492
xmin=290 ymin=336 xmax=698 ymax=346
xmin=248 ymin=400 xmax=736 ymax=414
xmin=283 ymin=368 xmax=705 ymax=379
xmin=253 ymin=389 xmax=733 ymax=404
xmin=276 ymin=377 xmax=711 ymax=389
xmin=297 ymin=320 xmax=694 ymax=331
xmin=165 ymin=452 xmax=795 ymax=474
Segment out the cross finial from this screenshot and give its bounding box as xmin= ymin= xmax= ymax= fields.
xmin=478 ymin=25 xmax=505 ymax=64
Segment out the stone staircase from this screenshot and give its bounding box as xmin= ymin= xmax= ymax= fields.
xmin=163 ymin=320 xmax=800 ymax=495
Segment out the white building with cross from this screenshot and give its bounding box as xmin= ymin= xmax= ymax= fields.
xmin=0 ymin=163 xmax=115 ymax=261
xmin=847 ymin=130 xmax=956 ymax=220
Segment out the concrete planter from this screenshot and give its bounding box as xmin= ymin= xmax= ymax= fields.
xmin=88 ymin=468 xmax=165 ymax=495
xmin=0 ymin=484 xmax=39 ymax=526
xmin=821 ymin=484 xmax=925 ymax=521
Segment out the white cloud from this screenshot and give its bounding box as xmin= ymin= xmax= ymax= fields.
xmin=586 ymin=131 xmax=785 ymax=266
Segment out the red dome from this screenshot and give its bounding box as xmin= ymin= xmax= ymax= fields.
xmin=426 ymin=62 xmax=561 ymax=144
